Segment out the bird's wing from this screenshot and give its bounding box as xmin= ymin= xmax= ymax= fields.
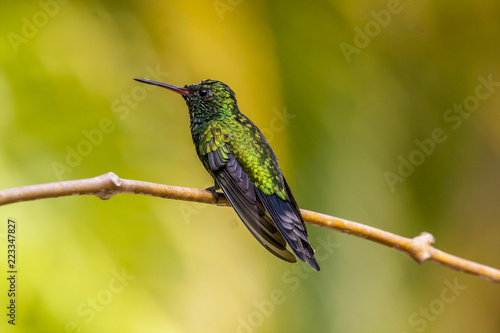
xmin=204 ymin=147 xmax=297 ymax=263
xmin=256 ymin=179 xmax=320 ymax=271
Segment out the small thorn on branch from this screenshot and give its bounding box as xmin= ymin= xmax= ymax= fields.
xmin=93 ymin=172 xmax=122 ymax=200
xmin=408 ymin=232 xmax=435 ymax=264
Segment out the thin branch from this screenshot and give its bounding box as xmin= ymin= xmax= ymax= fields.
xmin=1 ymin=172 xmax=499 ymax=283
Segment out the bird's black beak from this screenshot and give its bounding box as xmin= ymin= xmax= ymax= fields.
xmin=134 ymin=78 xmax=189 ymax=95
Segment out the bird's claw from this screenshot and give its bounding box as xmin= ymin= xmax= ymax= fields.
xmin=205 ymin=186 xmax=221 ymax=203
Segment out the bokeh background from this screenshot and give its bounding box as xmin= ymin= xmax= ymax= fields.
xmin=1 ymin=1 xmax=500 ymax=332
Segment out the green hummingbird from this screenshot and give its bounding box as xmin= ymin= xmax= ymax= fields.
xmin=134 ymin=78 xmax=320 ymax=271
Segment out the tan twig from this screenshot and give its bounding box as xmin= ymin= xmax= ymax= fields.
xmin=1 ymin=172 xmax=499 ymax=283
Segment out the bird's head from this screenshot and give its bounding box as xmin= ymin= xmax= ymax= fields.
xmin=134 ymin=78 xmax=238 ymax=118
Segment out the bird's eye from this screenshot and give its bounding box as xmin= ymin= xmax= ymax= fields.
xmin=199 ymin=89 xmax=208 ymax=97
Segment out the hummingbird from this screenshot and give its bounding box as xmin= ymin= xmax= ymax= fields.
xmin=134 ymin=78 xmax=320 ymax=271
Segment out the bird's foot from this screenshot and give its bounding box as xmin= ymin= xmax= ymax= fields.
xmin=205 ymin=186 xmax=222 ymax=203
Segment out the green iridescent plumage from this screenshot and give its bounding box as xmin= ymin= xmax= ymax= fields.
xmin=135 ymin=78 xmax=320 ymax=271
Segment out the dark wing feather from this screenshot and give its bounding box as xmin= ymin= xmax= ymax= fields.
xmin=256 ymin=179 xmax=320 ymax=271
xmin=205 ymin=149 xmax=297 ymax=263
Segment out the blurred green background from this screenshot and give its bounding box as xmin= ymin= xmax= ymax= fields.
xmin=1 ymin=1 xmax=500 ymax=332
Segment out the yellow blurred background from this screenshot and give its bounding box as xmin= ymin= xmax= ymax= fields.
xmin=1 ymin=1 xmax=500 ymax=332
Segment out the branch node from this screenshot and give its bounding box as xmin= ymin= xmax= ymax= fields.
xmin=409 ymin=232 xmax=435 ymax=264
xmin=107 ymin=172 xmax=121 ymax=187
xmin=94 ymin=172 xmax=121 ymax=200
